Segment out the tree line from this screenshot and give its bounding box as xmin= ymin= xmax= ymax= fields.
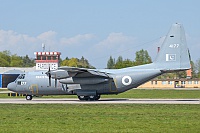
xmin=107 ymin=49 xmax=152 ymax=69
xmin=60 ymin=56 xmax=95 ymax=68
xmin=0 ymin=50 xmax=35 ymax=67
xmin=192 ymin=60 xmax=200 ymax=78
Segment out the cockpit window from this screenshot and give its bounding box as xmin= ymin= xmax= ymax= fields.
xmin=17 ymin=74 xmax=25 ymax=79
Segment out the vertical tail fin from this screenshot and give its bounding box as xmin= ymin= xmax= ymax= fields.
xmin=154 ymin=23 xmax=190 ymax=71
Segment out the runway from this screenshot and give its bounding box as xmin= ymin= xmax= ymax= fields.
xmin=0 ymin=98 xmax=200 ymax=104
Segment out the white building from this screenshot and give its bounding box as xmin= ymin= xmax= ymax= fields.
xmin=34 ymin=52 xmax=61 ymax=70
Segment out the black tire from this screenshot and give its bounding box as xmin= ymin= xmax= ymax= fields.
xmin=88 ymin=95 xmax=95 ymax=101
xmin=84 ymin=96 xmax=89 ymax=101
xmin=78 ymin=96 xmax=86 ymax=101
xmin=95 ymin=95 xmax=101 ymax=101
xmin=78 ymin=95 xmax=100 ymax=101
xmin=26 ymin=95 xmax=32 ymax=100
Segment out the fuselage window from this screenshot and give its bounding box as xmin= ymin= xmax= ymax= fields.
xmin=17 ymin=81 xmax=21 ymax=85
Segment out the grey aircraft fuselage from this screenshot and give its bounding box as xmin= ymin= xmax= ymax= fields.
xmin=7 ymin=23 xmax=191 ymax=101
xmin=9 ymin=68 xmax=161 ymax=95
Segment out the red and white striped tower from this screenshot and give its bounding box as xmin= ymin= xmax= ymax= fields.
xmin=34 ymin=52 xmax=61 ymax=70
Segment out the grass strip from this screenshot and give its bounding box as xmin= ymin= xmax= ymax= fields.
xmin=0 ymin=104 xmax=199 ymax=133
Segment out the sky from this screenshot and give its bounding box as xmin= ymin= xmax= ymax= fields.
xmin=0 ymin=0 xmax=200 ymax=68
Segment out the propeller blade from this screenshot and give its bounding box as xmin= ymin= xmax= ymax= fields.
xmin=48 ymin=66 xmax=50 ymax=73
xmin=49 ymin=73 xmax=51 ymax=86
xmin=46 ymin=65 xmax=51 ymax=86
xmin=55 ymin=79 xmax=57 ymax=88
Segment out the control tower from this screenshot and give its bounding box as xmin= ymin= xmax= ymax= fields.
xmin=34 ymin=52 xmax=61 ymax=70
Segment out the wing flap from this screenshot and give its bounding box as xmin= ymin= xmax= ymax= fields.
xmin=58 ymin=66 xmax=109 ymax=78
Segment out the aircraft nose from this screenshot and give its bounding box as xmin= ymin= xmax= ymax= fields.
xmin=7 ymin=82 xmax=16 ymax=92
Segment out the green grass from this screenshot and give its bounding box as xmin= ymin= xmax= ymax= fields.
xmin=1 ymin=89 xmax=200 ymax=99
xmin=102 ymin=89 xmax=200 ymax=99
xmin=0 ymin=104 xmax=199 ymax=133
xmin=1 ymin=89 xmax=200 ymax=132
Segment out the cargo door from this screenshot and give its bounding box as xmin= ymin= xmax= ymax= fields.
xmin=30 ymin=84 xmax=39 ymax=94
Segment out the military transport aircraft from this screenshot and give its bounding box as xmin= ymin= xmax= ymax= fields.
xmin=7 ymin=23 xmax=191 ymax=101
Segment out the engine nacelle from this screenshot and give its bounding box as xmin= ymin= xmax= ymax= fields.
xmin=50 ymin=70 xmax=70 ymax=79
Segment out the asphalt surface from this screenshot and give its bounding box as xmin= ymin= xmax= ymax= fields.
xmin=0 ymin=98 xmax=199 ymax=104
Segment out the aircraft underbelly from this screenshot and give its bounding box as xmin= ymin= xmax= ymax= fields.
xmin=77 ymin=80 xmax=117 ymax=94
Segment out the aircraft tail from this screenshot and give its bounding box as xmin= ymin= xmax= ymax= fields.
xmin=154 ymin=23 xmax=191 ymax=71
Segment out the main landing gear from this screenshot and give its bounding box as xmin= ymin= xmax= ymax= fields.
xmin=78 ymin=95 xmax=101 ymax=101
xmin=25 ymin=95 xmax=100 ymax=101
xmin=26 ymin=95 xmax=33 ymax=100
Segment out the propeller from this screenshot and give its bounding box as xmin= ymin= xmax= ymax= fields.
xmin=46 ymin=66 xmax=51 ymax=86
xmin=46 ymin=65 xmax=58 ymax=88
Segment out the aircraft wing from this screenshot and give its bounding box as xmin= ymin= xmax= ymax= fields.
xmin=58 ymin=66 xmax=110 ymax=78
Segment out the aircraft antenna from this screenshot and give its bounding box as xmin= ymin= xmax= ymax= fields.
xmin=42 ymin=43 xmax=45 ymax=52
